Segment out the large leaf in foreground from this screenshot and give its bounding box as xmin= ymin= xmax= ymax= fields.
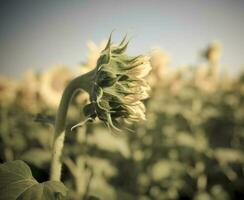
xmin=0 ymin=160 xmax=67 ymax=200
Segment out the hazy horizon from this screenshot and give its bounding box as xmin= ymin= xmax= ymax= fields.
xmin=1 ymin=0 xmax=244 ymax=77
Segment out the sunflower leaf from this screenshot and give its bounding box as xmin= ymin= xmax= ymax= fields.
xmin=0 ymin=160 xmax=68 ymax=200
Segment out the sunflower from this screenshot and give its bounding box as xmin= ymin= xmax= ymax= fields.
xmin=79 ymin=40 xmax=107 ymax=74
xmin=80 ymin=35 xmax=151 ymax=131
xmin=148 ymin=47 xmax=170 ymax=88
xmin=204 ymin=41 xmax=222 ymax=64
xmin=17 ymin=70 xmax=41 ymax=113
xmin=0 ymin=75 xmax=16 ymax=106
xmin=74 ymin=41 xmax=107 ymax=106
xmin=40 ymin=65 xmax=74 ymax=109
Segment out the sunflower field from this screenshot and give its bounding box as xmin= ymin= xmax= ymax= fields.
xmin=0 ymin=40 xmax=244 ymax=200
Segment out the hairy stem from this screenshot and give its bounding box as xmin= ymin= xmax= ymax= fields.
xmin=50 ymin=70 xmax=94 ymax=181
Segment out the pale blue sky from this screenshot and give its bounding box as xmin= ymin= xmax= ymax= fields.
xmin=0 ymin=0 xmax=244 ymax=77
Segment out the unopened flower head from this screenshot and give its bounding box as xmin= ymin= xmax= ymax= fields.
xmin=204 ymin=41 xmax=222 ymax=64
xmin=82 ymin=34 xmax=151 ymax=131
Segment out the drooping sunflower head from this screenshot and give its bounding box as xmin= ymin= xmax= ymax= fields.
xmin=82 ymin=34 xmax=151 ymax=131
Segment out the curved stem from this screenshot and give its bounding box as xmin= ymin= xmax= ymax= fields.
xmin=50 ymin=70 xmax=94 ymax=181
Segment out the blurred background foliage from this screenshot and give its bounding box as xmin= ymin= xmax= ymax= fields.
xmin=0 ymin=41 xmax=244 ymax=200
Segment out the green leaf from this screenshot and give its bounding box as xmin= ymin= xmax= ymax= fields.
xmin=0 ymin=160 xmax=68 ymax=200
xmin=0 ymin=160 xmax=37 ymax=200
xmin=17 ymin=181 xmax=67 ymax=200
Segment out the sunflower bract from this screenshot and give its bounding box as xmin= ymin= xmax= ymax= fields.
xmin=83 ymin=35 xmax=151 ymax=131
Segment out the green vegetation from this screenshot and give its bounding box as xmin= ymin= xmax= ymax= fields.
xmin=0 ymin=39 xmax=243 ymax=200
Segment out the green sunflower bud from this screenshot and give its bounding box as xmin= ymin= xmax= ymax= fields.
xmin=82 ymin=34 xmax=151 ymax=131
